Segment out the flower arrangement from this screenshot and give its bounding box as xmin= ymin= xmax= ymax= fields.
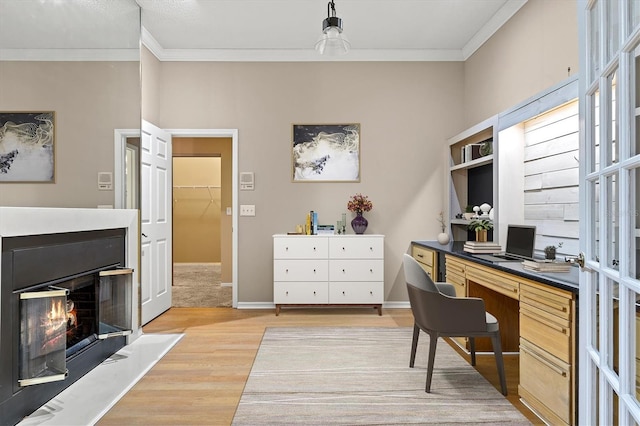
xmin=544 ymin=242 xmax=563 ymax=260
xmin=347 ymin=193 xmax=373 ymax=214
xmin=438 ymin=211 xmax=447 ymax=232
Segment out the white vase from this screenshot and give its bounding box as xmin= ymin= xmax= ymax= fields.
xmin=437 ymin=232 xmax=450 ymax=245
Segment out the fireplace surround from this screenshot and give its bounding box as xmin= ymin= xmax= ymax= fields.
xmin=0 ymin=207 xmax=139 ymax=425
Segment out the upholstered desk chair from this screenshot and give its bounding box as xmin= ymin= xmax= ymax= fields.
xmin=402 ymin=254 xmax=507 ymax=396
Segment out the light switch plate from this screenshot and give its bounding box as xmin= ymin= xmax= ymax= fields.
xmin=240 ymin=205 xmax=255 ymax=216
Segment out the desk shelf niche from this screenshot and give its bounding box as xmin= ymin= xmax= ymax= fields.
xmin=448 ymin=116 xmax=498 ymax=242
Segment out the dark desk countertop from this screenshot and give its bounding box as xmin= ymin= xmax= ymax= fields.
xmin=412 ymin=240 xmax=579 ymax=294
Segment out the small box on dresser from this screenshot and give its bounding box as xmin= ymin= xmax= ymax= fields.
xmin=273 ymin=234 xmax=384 ymax=315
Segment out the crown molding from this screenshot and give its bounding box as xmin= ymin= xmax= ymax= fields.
xmin=462 ymin=0 xmax=528 ymax=60
xmin=0 ymin=48 xmax=139 ymax=61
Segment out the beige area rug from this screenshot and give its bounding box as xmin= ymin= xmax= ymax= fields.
xmin=172 ymin=262 xmax=231 ymax=308
xmin=232 ymin=327 xmax=530 ymax=425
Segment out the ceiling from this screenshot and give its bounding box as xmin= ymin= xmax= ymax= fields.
xmin=0 ymin=0 xmax=528 ymax=61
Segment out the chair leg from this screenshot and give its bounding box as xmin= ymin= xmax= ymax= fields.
xmin=410 ymin=323 xmax=420 ymax=368
xmin=469 ymin=337 xmax=476 ymax=366
xmin=425 ymin=332 xmax=438 ymax=393
xmin=491 ymin=331 xmax=508 ymax=396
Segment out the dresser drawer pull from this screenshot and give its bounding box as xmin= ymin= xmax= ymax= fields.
xmin=313 ymin=247 xmax=316 ymax=251
xmin=370 ymin=291 xmax=373 ymax=295
xmin=313 ymin=269 xmax=316 ymax=273
xmin=521 ymin=344 xmax=567 ymax=377
xmin=342 ymin=269 xmax=346 ymax=273
xmin=286 ymin=291 xmax=289 ymax=295
xmin=342 ymin=291 xmax=346 ymax=295
xmin=369 ymin=247 xmax=373 ymax=251
xmin=285 ymin=269 xmax=289 ymax=273
xmin=285 ymin=247 xmax=289 ymax=251
xmin=342 ymin=247 xmax=346 ymax=250
xmin=370 ymin=269 xmax=373 ymax=273
xmin=416 ymin=253 xmax=424 ymax=258
xmin=314 ymin=291 xmax=316 ymax=295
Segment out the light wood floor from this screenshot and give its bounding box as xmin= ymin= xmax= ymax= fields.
xmin=98 ymin=307 xmax=543 ymax=425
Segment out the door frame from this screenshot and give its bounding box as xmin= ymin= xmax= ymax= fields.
xmin=115 ymin=128 xmax=239 ymax=308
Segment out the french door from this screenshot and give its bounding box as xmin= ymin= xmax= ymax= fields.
xmin=579 ymin=0 xmax=640 ymax=424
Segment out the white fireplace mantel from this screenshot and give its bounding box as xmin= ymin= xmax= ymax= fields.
xmin=0 ymin=207 xmax=142 ymax=341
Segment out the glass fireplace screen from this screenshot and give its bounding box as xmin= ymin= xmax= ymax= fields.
xmin=19 ymin=288 xmax=69 ymax=386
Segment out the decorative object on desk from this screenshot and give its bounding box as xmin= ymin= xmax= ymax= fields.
xmin=0 ymin=112 xmax=55 ymax=182
xmin=436 ymin=211 xmax=450 ymax=245
xmin=468 ymin=218 xmax=493 ymax=242
xmin=464 ymin=205 xmax=474 ymax=220
xmin=347 ymin=193 xmax=372 ymax=234
xmin=480 ymin=203 xmax=492 ymax=216
xmin=292 ymin=123 xmax=360 ymax=182
xmin=544 ymin=242 xmax=563 ymax=260
xmin=522 ymin=259 xmax=570 ymax=272
xmin=472 ymin=205 xmax=480 ymax=218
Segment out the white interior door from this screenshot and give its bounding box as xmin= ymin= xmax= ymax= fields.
xmin=141 ymin=120 xmax=172 ymax=325
xmin=579 ymin=1 xmax=640 ymax=424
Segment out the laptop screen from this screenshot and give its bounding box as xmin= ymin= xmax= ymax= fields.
xmin=505 ymin=225 xmax=536 ymax=260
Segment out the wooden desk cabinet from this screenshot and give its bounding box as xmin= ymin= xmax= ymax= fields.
xmin=411 ymin=245 xmax=437 ymax=280
xmin=415 ymin=248 xmax=577 ymax=426
xmin=274 ymin=235 xmax=384 ymax=315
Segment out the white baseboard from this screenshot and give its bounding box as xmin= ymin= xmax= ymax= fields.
xmin=235 ymin=301 xmax=411 ymax=310
xmin=221 ymin=282 xmax=232 ymax=287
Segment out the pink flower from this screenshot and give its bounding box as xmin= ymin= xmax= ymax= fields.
xmin=347 ymin=193 xmax=373 ymax=213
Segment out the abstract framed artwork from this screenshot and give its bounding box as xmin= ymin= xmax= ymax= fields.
xmin=292 ymin=123 xmax=360 ymax=182
xmin=0 ymin=111 xmax=55 ymax=182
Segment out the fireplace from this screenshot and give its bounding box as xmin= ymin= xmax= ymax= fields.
xmin=0 ymin=227 xmax=134 ymax=425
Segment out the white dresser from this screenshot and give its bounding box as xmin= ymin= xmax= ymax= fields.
xmin=273 ymin=234 xmax=384 ymax=315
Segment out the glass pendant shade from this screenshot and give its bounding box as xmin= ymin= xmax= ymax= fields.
xmin=315 ymin=2 xmax=350 ymax=55
xmin=315 ymin=26 xmax=350 ymax=55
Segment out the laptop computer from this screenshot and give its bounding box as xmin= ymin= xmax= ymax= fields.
xmin=475 ymin=225 xmax=537 ymax=262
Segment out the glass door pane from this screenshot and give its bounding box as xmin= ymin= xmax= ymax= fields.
xmin=590 ymin=1 xmax=601 ymax=82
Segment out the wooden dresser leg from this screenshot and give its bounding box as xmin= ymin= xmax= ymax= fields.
xmin=376 ymin=305 xmax=382 ymax=316
xmin=275 ymin=305 xmax=280 ymax=316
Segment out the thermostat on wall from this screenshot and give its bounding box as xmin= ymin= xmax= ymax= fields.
xmin=240 ymin=172 xmax=254 ymax=190
xmin=98 ymin=172 xmax=113 ymax=190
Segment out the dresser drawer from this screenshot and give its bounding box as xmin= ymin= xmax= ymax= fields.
xmin=445 ymin=255 xmax=466 ymax=276
xmin=520 ymin=281 xmax=572 ymax=321
xmin=274 ymin=282 xmax=329 ymax=304
xmin=519 ymin=338 xmax=571 ymax=425
xmin=329 ymin=282 xmax=383 ymax=304
xmin=520 ymin=302 xmax=571 ymax=363
xmin=466 ymin=264 xmax=519 ymax=299
xmin=412 ymin=245 xmax=435 ymax=267
xmin=329 ymin=259 xmax=384 ymax=281
xmin=273 ymin=237 xmax=328 ymax=259
xmin=329 ymin=237 xmax=383 ymax=259
xmin=273 ymin=260 xmax=328 ymax=281
xmin=445 ymin=271 xmax=466 ymax=297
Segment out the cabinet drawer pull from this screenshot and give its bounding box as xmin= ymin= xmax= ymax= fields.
xmin=285 ymin=269 xmax=289 ymax=273
xmin=313 ymin=247 xmax=316 ymax=251
xmin=370 ymin=291 xmax=373 ymax=295
xmin=313 ymin=269 xmax=316 ymax=273
xmin=521 ymin=309 xmax=568 ymax=334
xmin=369 ymin=268 xmax=373 ymax=273
xmin=342 ymin=268 xmax=346 ymax=273
xmin=521 ymin=344 xmax=567 ymax=377
xmin=342 ymin=247 xmax=346 ymax=250
xmin=369 ymin=247 xmax=373 ymax=251
xmin=416 ymin=253 xmax=424 ymax=258
xmin=313 ymin=291 xmax=316 ymax=295
xmin=286 ymin=291 xmax=289 ymax=295
xmin=342 ymin=291 xmax=345 ymax=295
xmin=285 ymin=247 xmax=289 ymax=251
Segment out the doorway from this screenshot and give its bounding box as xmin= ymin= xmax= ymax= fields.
xmin=171 ymin=137 xmax=233 ymax=308
xmin=115 ymin=127 xmax=239 ymax=312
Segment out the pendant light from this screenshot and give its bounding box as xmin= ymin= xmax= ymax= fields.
xmin=315 ymin=0 xmax=350 ymax=55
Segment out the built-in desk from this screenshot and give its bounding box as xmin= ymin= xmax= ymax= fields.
xmin=411 ymin=240 xmax=578 ymax=426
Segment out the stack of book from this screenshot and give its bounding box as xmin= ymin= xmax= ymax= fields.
xmin=521 ymin=259 xmax=571 ymax=273
xmin=463 ymin=241 xmax=502 ymax=254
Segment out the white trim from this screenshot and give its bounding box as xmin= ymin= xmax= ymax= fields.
xmin=165 ymin=129 xmax=239 ymax=309
xmin=461 ymin=0 xmax=528 ymax=60
xmin=235 ymin=302 xmax=411 ymax=310
xmin=114 ymin=129 xmax=139 ymax=209
xmin=0 ymin=48 xmax=139 ymax=61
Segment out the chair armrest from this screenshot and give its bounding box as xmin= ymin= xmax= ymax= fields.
xmin=435 ymin=282 xmax=456 ymax=298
